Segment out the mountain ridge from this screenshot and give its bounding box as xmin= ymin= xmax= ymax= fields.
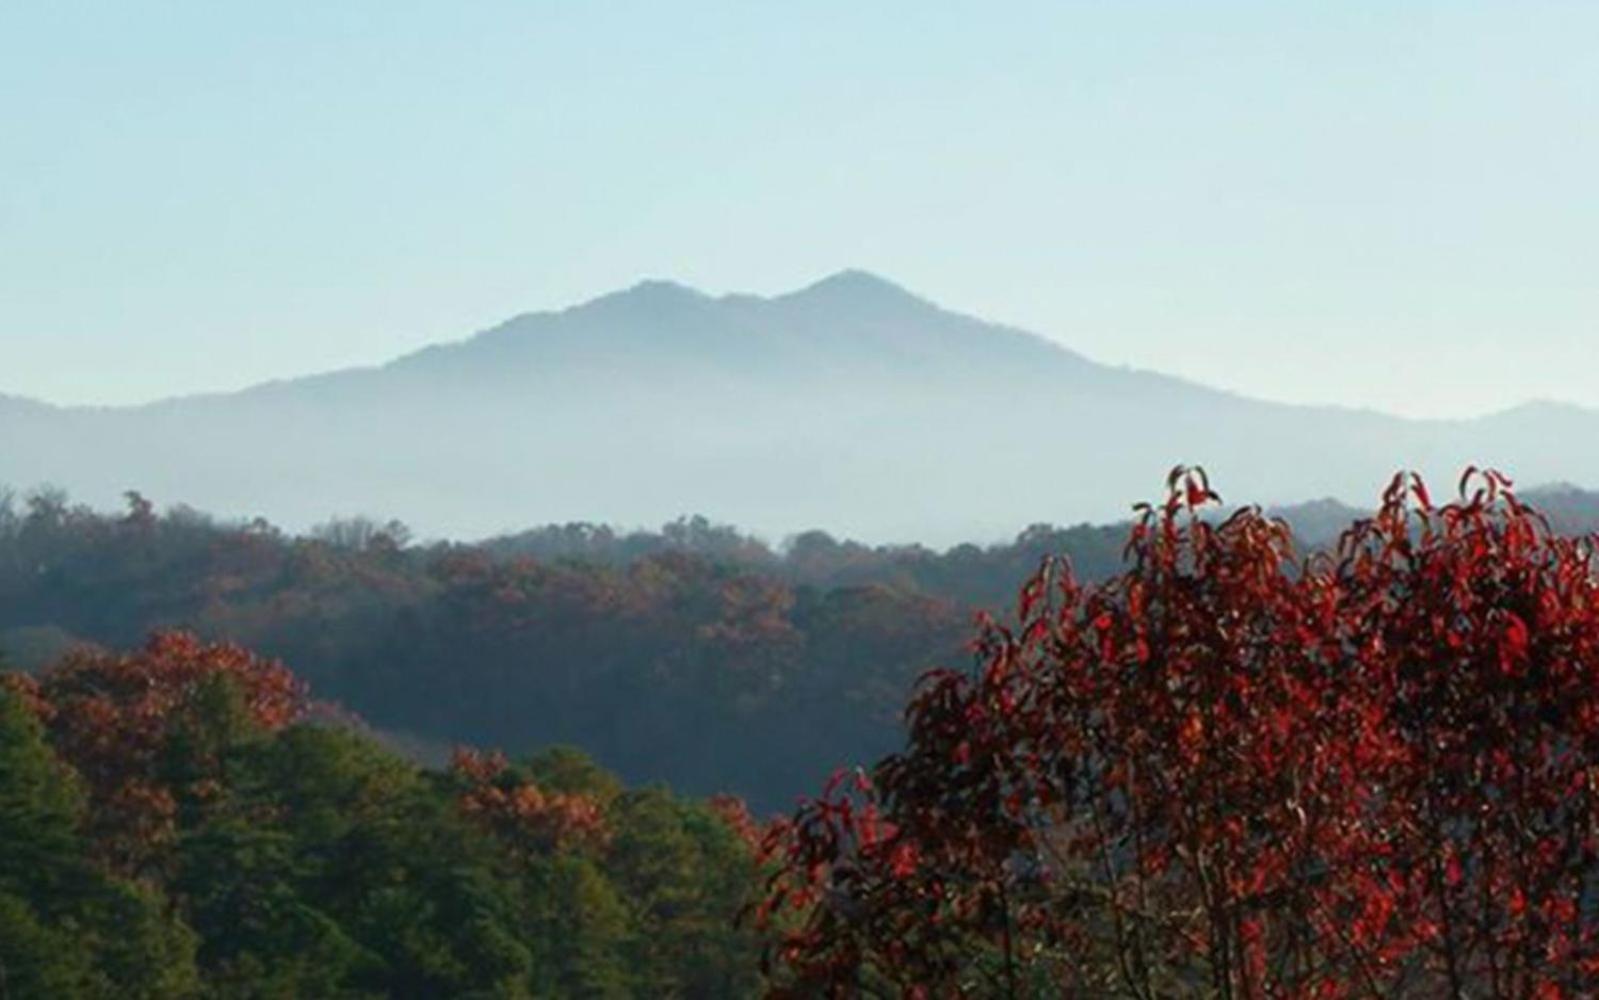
xmin=3 ymin=271 xmax=1598 ymax=544
xmin=4 ymin=273 xmax=1593 ymax=423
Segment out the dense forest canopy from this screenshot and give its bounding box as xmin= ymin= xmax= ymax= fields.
xmin=0 ymin=486 xmax=1135 ymax=809
xmin=0 ymin=633 xmax=762 ymax=997
xmin=7 ymin=483 xmax=1599 ymax=814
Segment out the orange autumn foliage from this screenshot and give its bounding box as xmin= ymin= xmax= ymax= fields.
xmin=451 ymin=747 xmax=609 ymax=856
xmin=23 ymin=630 xmax=305 ymax=871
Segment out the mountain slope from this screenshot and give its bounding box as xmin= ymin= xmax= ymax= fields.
xmin=2 ymin=272 xmax=1595 ymax=543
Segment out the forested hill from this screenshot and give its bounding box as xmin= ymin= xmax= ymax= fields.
xmin=0 ymin=491 xmax=1116 ymax=811
xmin=7 ymin=272 xmax=1599 ymax=544
xmin=7 ymin=484 xmax=1599 ymax=812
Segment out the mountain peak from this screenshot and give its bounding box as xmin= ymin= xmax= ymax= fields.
xmin=603 ymin=278 xmax=710 ymax=307
xmin=559 ymin=278 xmax=716 ymax=325
xmin=773 ymin=268 xmax=933 ymax=320
xmin=627 ymin=277 xmax=704 ymax=296
xmin=573 ymin=271 xmax=927 ymax=315
xmin=796 ymin=265 xmax=921 ymax=296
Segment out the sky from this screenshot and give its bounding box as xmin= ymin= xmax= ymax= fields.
xmin=2 ymin=2 xmax=1595 ymax=417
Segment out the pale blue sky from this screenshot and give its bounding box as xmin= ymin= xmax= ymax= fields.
xmin=2 ymin=2 xmax=1595 ymax=416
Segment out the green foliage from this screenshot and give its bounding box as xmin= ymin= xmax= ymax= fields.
xmin=527 ymin=855 xmax=632 ymax=998
xmin=174 ymin=819 xmax=373 ymax=997
xmin=1 ymin=663 xmax=764 ymax=998
xmin=0 ymin=687 xmax=84 ymax=888
xmin=604 ymin=790 xmax=762 ymax=996
xmin=76 ymin=879 xmax=203 ymax=1000
xmin=0 ymin=891 xmax=90 ymax=999
xmin=0 ymin=688 xmax=202 ymax=998
xmin=524 ymin=744 xmax=624 ymax=804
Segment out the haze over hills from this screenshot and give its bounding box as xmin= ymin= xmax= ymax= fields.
xmin=3 ymin=270 xmax=1596 ymax=544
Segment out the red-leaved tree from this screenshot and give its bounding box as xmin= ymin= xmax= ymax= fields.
xmin=757 ymin=468 xmax=1599 ymax=998
xmin=10 ymin=630 xmax=306 ymax=873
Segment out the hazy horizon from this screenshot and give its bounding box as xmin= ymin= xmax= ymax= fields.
xmin=7 ymin=267 xmax=1599 ymax=549
xmin=5 ymin=3 xmax=1597 ymax=417
xmin=0 ymin=268 xmax=1590 ymax=425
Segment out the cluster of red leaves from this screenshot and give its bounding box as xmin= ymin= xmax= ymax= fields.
xmin=18 ymin=630 xmax=306 ymax=872
xmin=758 ymin=468 xmax=1599 ymax=998
xmin=451 ymin=747 xmax=609 ymax=856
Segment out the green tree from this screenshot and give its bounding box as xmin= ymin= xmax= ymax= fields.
xmin=211 ymin=724 xmax=532 ymax=998
xmin=0 ymin=687 xmax=200 ymax=998
xmin=606 ymin=789 xmax=760 ymax=997
xmin=527 ymin=855 xmax=632 ymax=998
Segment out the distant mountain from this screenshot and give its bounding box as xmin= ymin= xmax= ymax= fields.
xmin=1519 ymin=482 xmax=1599 ymax=536
xmin=3 ymin=271 xmax=1597 ymax=544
